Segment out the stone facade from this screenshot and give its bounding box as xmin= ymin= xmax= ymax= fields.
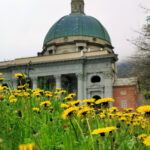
xmin=0 ymin=51 xmax=117 ymax=100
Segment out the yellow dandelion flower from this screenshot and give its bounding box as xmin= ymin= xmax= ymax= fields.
xmin=133 ymin=122 xmax=140 ymax=126
xmin=9 ymin=94 xmax=15 ymax=99
xmin=129 ymin=130 xmax=133 ymax=135
xmin=143 ymin=136 xmax=150 ymax=146
xmin=54 ymin=92 xmax=59 ymax=95
xmin=77 ymin=107 xmax=93 ymax=117
xmin=138 ymin=134 xmax=147 ymax=140
xmin=141 ymin=124 xmax=146 ymax=129
xmin=99 ymin=113 xmax=105 ymax=119
xmin=92 ymin=126 xmax=117 ymax=135
xmin=67 ymin=100 xmax=81 ymax=106
xmin=23 ymin=92 xmax=30 ymax=97
xmin=108 ymin=113 xmax=115 ymax=118
xmin=62 ymin=107 xmax=78 ymax=120
xmin=61 ymin=103 xmax=69 ymax=108
xmin=40 ymin=101 xmax=51 ymax=107
xmin=69 ymin=93 xmax=76 ymax=97
xmin=0 ymin=73 xmax=3 ymax=76
xmin=60 ymin=90 xmax=66 ymax=94
xmin=0 ymin=94 xmax=5 ymax=100
xmin=33 ymin=91 xmax=40 ymax=96
xmin=10 ymin=99 xmax=17 ymax=103
xmin=138 ymin=116 xmax=144 ymax=120
xmin=119 ymin=117 xmax=127 ymax=121
xmin=137 ymin=105 xmax=150 ymax=114
xmin=50 ymin=107 xmax=53 ymax=110
xmin=126 ymin=121 xmax=131 ymax=126
xmin=64 ymin=96 xmax=72 ymax=100
xmin=95 ymin=98 xmax=115 ymax=105
xmin=19 ymin=143 xmax=35 ymax=150
xmin=15 ymin=73 xmax=27 ymax=78
xmin=0 ymin=86 xmax=4 ymax=91
xmin=33 ymin=107 xmax=39 ymax=113
xmin=46 ymin=93 xmax=53 ymax=97
xmin=0 ymin=78 xmax=4 ymax=81
xmin=83 ymin=99 xmax=95 ymax=103
xmin=108 ymin=107 xmax=118 ymax=112
xmin=115 ymin=112 xmax=123 ymax=117
xmin=3 ymin=86 xmax=9 ymax=90
xmin=18 ymin=85 xmax=25 ymax=89
xmin=124 ymin=108 xmax=133 ymax=112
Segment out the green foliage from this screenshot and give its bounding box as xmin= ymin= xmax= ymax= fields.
xmin=0 ymin=85 xmax=150 ymax=149
xmin=130 ymin=13 xmax=150 ymax=94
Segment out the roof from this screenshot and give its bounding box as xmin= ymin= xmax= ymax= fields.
xmin=114 ymin=77 xmax=138 ymax=86
xmin=43 ymin=14 xmax=111 ymax=46
xmin=0 ymin=51 xmax=111 ymax=68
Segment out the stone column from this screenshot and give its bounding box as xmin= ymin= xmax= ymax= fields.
xmin=104 ymin=72 xmax=113 ymax=107
xmin=32 ymin=76 xmax=38 ymax=89
xmin=54 ymin=75 xmax=61 ymax=89
xmin=13 ymin=78 xmax=18 ymax=89
xmin=76 ymin=73 xmax=84 ymax=100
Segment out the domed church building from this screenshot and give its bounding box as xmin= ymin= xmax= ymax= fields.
xmin=0 ymin=0 xmax=118 ymax=103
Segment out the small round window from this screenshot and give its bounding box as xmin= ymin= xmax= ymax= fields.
xmin=93 ymin=95 xmax=101 ymax=100
xmin=91 ymin=76 xmax=101 ymax=83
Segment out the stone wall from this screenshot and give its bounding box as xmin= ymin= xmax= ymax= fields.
xmin=0 ymin=54 xmax=116 ymax=100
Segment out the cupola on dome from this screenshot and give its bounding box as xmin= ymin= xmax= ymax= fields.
xmin=43 ymin=0 xmax=111 ymax=46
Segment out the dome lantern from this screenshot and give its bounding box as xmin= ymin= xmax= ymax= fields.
xmin=71 ymin=0 xmax=85 ymax=14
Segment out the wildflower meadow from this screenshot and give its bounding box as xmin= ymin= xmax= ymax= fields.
xmin=0 ymin=73 xmax=150 ymax=150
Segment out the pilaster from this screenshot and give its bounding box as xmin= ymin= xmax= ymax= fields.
xmin=32 ymin=76 xmax=38 ymax=89
xmin=104 ymin=72 xmax=113 ymax=107
xmin=76 ymin=73 xmax=84 ymax=100
xmin=54 ymin=75 xmax=61 ymax=89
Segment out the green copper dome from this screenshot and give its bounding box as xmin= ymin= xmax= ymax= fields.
xmin=43 ymin=14 xmax=111 ymax=46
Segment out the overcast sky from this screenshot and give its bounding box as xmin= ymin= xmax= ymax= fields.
xmin=0 ymin=0 xmax=149 ymax=62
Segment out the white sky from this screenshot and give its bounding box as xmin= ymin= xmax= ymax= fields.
xmin=0 ymin=0 xmax=149 ymax=62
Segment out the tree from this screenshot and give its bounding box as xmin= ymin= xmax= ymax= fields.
xmin=130 ymin=14 xmax=150 ymax=95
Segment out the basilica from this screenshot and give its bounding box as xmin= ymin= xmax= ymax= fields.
xmin=0 ymin=0 xmax=139 ymax=109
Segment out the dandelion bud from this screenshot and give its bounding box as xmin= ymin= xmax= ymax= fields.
xmin=17 ymin=109 xmax=22 ymax=118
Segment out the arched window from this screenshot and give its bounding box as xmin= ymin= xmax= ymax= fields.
xmin=91 ymin=76 xmax=101 ymax=83
xmin=48 ymin=50 xmax=53 ymax=55
xmin=93 ymin=95 xmax=101 ymax=100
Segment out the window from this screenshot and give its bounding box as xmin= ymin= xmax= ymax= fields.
xmin=93 ymin=37 xmax=97 ymax=41
xmin=64 ymin=37 xmax=68 ymax=42
xmin=78 ymin=46 xmax=84 ymax=51
xmin=49 ymin=50 xmax=53 ymax=55
xmin=91 ymin=76 xmax=101 ymax=83
xmin=121 ymin=91 xmax=127 ymax=95
xmin=122 ymin=101 xmax=127 ymax=108
xmin=93 ymin=95 xmax=101 ymax=100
